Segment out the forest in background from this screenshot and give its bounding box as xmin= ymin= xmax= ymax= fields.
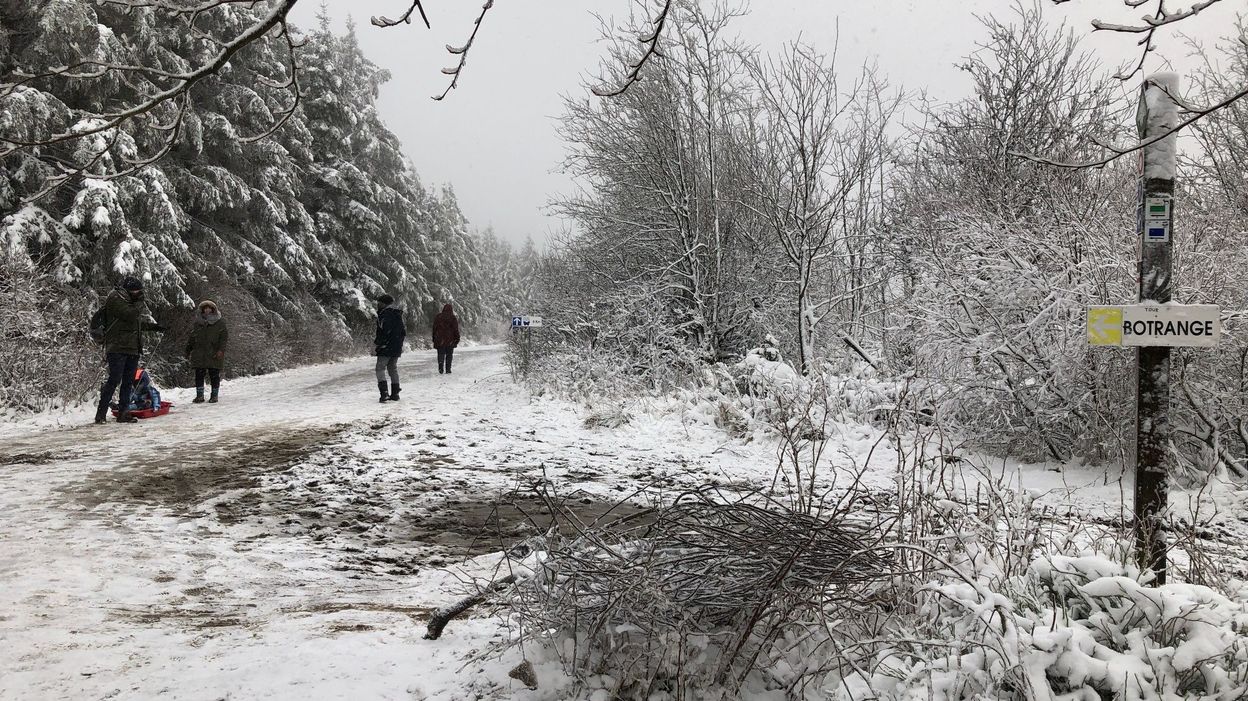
xmin=4 ymin=2 xmax=1248 ymax=698
xmin=2 ymin=0 xmax=1246 ymax=480
xmin=524 ymin=2 xmax=1248 ymax=477
xmin=0 ymin=3 xmax=534 ymax=410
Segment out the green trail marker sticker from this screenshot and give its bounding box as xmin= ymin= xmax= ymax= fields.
xmin=1145 ymin=196 xmax=1170 ymax=221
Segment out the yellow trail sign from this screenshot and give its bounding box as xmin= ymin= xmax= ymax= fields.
xmin=1088 ymin=307 xmax=1123 ymax=346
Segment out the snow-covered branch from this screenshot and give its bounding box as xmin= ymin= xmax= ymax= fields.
xmin=592 ymin=0 xmax=673 ymax=98
xmin=370 ymin=0 xmax=431 ymax=29
xmin=1011 ymin=78 xmax=1248 ymax=170
xmin=431 ymin=0 xmax=494 ymax=101
xmin=1052 ymin=0 xmax=1232 ymax=80
xmin=0 ymin=0 xmax=301 ymax=202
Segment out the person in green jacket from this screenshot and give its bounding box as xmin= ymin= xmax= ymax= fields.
xmin=95 ymin=277 xmax=166 ymax=424
xmin=185 ymin=300 xmax=229 ymax=403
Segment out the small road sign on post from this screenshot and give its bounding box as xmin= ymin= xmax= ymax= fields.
xmin=508 ymin=314 xmax=544 ymax=379
xmin=1086 ymin=304 xmax=1220 ymax=348
xmin=1123 ymin=304 xmax=1219 ymax=347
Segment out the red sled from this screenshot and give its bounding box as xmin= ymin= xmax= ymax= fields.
xmin=111 ymin=401 xmax=174 ymax=419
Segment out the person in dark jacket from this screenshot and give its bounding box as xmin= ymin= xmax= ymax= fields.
xmin=95 ymin=277 xmax=166 ymax=424
xmin=374 ymin=294 xmax=407 ymax=402
xmin=432 ymin=303 xmax=461 ymax=375
xmin=185 ymin=300 xmax=229 ymax=404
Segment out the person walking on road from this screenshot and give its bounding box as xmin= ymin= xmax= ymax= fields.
xmin=94 ymin=277 xmax=166 ymax=424
xmin=432 ymin=303 xmax=460 ymax=375
xmin=185 ymin=300 xmax=229 ymax=404
xmin=374 ymin=294 xmax=407 ymax=402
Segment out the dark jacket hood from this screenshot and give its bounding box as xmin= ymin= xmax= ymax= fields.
xmin=441 ymin=303 xmax=454 ymax=315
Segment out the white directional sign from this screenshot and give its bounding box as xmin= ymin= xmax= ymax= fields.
xmin=1088 ymin=304 xmax=1220 ymax=348
xmin=527 ymin=316 xmax=543 ymax=328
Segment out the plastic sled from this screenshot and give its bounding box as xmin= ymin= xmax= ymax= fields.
xmin=111 ymin=401 xmax=174 ymax=419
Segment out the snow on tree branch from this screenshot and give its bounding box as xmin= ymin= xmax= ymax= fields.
xmin=0 ymin=0 xmax=302 ymax=202
xmin=592 ymin=0 xmax=673 ymax=98
xmin=431 ymin=0 xmax=494 ymax=102
xmin=1 ymin=0 xmax=673 ymax=200
xmin=370 ymin=0 xmax=432 ymax=29
xmin=1052 ymin=0 xmax=1231 ymax=80
xmin=1011 ymin=77 xmax=1248 ymax=170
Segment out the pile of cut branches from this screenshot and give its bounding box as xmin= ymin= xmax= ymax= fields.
xmin=497 ymin=489 xmax=894 ymax=696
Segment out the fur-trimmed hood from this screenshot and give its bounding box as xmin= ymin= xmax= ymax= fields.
xmin=196 ymin=300 xmax=222 ymax=326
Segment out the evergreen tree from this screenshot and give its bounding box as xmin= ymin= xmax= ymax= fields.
xmin=0 ymin=2 xmax=498 ymax=375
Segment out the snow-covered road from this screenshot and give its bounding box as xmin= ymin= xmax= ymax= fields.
xmin=0 ymin=347 xmax=783 ymax=699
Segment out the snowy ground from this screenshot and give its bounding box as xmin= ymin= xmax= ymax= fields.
xmin=2 ymin=347 xmax=1246 ymax=699
xmin=0 ymin=347 xmax=786 ymax=699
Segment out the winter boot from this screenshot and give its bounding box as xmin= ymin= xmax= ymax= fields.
xmin=208 ymin=387 xmax=219 ymax=404
xmin=116 ymin=410 xmax=138 ymax=424
xmin=389 ymin=383 xmax=401 ymax=402
xmin=94 ymin=402 xmax=109 ymax=425
xmin=193 ymin=387 xmax=205 ymax=404
xmin=378 ymin=381 xmax=390 ymax=403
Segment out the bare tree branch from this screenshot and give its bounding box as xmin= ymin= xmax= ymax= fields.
xmin=370 ymin=0 xmax=431 ymax=30
xmin=1010 ymin=79 xmax=1248 ymax=169
xmin=1052 ymin=0 xmax=1231 ymax=80
xmin=592 ymin=0 xmax=673 ymax=98
xmin=431 ymin=0 xmax=494 ymax=101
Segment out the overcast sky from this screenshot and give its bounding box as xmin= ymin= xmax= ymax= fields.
xmin=291 ymin=1 xmax=1229 ymax=247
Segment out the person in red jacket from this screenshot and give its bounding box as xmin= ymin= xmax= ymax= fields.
xmin=431 ymin=303 xmax=461 ymax=374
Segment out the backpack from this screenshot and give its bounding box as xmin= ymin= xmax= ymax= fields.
xmin=89 ymin=307 xmax=108 ymax=343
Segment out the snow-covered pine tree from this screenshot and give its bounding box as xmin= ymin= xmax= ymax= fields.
xmin=0 ymin=1 xmax=495 ymax=400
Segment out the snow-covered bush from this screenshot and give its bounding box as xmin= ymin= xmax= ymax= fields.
xmin=673 ymin=342 xmax=900 ymax=439
xmin=0 ymin=249 xmax=99 ymax=414
xmin=519 ymin=281 xmax=711 ymax=402
xmin=841 ymin=555 xmax=1248 ymax=700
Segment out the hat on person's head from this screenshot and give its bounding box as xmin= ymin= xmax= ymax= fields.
xmin=377 ymin=294 xmax=394 ymax=306
xmin=122 ymin=276 xmax=143 ymax=291
xmin=198 ymin=300 xmax=218 ymax=311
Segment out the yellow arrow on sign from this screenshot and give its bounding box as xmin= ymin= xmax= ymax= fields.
xmin=1088 ymin=307 xmax=1123 ymax=346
